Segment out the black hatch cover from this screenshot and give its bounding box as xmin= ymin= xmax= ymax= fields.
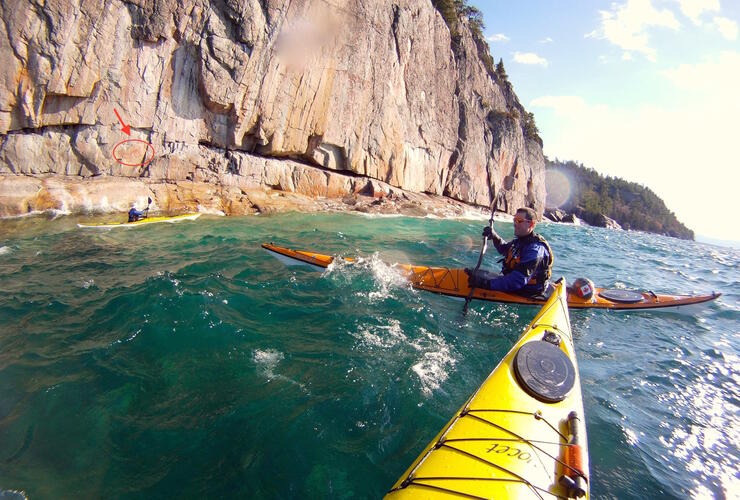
xmin=514 ymin=341 xmax=575 ymax=403
xmin=599 ymin=289 xmax=645 ymax=303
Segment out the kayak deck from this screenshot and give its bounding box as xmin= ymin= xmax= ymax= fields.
xmin=385 ymin=281 xmax=589 ymax=499
xmin=78 ymin=213 xmax=201 ymax=228
xmin=261 ymin=243 xmax=720 ymax=310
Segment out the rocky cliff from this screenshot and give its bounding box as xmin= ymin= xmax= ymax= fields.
xmin=0 ymin=0 xmax=544 ymax=218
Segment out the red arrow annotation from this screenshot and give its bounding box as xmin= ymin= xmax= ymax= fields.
xmin=113 ymin=108 xmax=131 ymax=136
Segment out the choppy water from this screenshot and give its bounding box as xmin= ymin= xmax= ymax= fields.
xmin=0 ymin=212 xmax=738 ymax=499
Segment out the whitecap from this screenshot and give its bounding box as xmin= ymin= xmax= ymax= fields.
xmin=353 ymin=319 xmax=408 ymax=349
xmin=411 ymin=348 xmax=456 ymax=396
xmin=252 ymin=348 xmax=308 ymax=391
xmin=410 ymin=328 xmax=457 ymax=396
xmin=0 ymin=246 xmax=12 ymax=255
xmin=326 ymin=253 xmax=408 ymax=301
xmin=252 ymin=348 xmax=285 ymax=380
xmin=367 ymin=255 xmax=408 ymax=301
xmin=354 ymin=212 xmax=405 ymax=219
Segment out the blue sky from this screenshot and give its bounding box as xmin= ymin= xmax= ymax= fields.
xmin=472 ymin=0 xmax=740 ymax=243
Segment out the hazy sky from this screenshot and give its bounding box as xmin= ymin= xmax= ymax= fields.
xmin=473 ymin=0 xmax=739 ymax=242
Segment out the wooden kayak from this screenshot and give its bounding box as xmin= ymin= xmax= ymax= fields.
xmin=262 ymin=243 xmax=721 ymax=311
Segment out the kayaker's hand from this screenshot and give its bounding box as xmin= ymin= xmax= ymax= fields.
xmin=482 ymin=226 xmax=496 ymax=240
xmin=465 ymin=268 xmax=488 ymax=289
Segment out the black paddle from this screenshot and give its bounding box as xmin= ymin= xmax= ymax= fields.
xmin=144 ymin=196 xmax=152 ymax=219
xmin=463 ymin=197 xmax=498 ymax=315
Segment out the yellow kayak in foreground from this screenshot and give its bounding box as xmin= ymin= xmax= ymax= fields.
xmin=385 ymin=280 xmax=589 ymax=499
xmin=78 ymin=213 xmax=201 ymax=228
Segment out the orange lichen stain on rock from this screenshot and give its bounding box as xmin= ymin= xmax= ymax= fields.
xmin=114 ymin=140 xmax=153 ymax=165
xmin=15 ymin=66 xmax=29 ymax=88
xmin=26 ymin=188 xmax=61 ymax=212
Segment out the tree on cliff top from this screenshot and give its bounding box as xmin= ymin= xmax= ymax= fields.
xmin=432 ymin=0 xmax=484 ymax=38
xmin=432 ymin=1 xmax=495 ymax=77
xmin=432 ymin=0 xmax=461 ymax=35
xmin=431 ymin=1 xmax=542 ymax=146
xmin=496 ymin=58 xmax=508 ymax=81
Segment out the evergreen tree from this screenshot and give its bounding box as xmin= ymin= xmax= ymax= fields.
xmin=496 ymin=58 xmax=508 ymax=81
xmin=545 ymin=158 xmax=694 ymax=240
xmin=432 ymin=0 xmax=459 ymax=35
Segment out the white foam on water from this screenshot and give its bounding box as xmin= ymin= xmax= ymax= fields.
xmin=196 ymin=205 xmax=224 ymax=216
xmin=367 ymin=254 xmax=408 ymax=301
xmin=350 ymin=321 xmax=456 ymax=396
xmin=48 ymin=208 xmax=71 ymax=219
xmin=0 ymin=246 xmax=12 ymax=255
xmin=252 ymin=348 xmax=308 ymax=392
xmin=252 ymin=348 xmax=285 ymax=380
xmin=354 ymin=212 xmax=406 ymax=219
xmin=82 ymin=279 xmax=95 ymax=289
xmin=110 ymin=328 xmax=141 ymax=347
xmin=354 ymin=318 xmax=408 ymax=349
xmin=326 ymin=253 xmax=408 ymax=302
xmin=0 ymin=489 xmax=27 ymax=500
xmin=410 ymin=328 xmax=457 ymax=396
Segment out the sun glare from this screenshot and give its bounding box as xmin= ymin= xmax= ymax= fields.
xmin=545 ymin=169 xmax=572 ymax=208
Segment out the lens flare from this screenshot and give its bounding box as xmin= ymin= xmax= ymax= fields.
xmin=546 ymin=169 xmax=572 ymax=208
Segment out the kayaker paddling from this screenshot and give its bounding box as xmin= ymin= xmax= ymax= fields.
xmin=127 ymin=203 xmax=146 ymax=222
xmin=127 ymin=197 xmax=152 ymax=223
xmin=465 ymin=207 xmax=554 ymax=297
xmin=261 ymin=243 xmax=721 ymax=310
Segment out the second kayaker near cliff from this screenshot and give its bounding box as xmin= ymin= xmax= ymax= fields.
xmin=465 ymin=207 xmax=554 ymax=297
xmin=128 ymin=203 xmax=147 ymax=223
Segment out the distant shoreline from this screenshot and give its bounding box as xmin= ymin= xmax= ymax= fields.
xmin=695 ymin=235 xmax=740 ymax=249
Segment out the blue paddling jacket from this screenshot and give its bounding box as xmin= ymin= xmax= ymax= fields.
xmin=486 ymin=232 xmax=553 ymax=295
xmin=128 ymin=207 xmax=145 ymax=222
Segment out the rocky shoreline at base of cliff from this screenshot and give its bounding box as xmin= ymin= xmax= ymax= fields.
xmin=0 ymin=174 xmax=502 ymax=222
xmin=0 ymin=173 xmax=636 ymax=232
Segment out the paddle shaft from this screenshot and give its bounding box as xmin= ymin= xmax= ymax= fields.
xmin=463 ymin=200 xmax=497 ymax=314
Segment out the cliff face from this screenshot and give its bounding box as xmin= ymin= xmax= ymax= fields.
xmin=0 ymin=0 xmax=544 ymax=217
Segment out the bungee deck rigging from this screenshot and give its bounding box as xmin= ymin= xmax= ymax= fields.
xmin=384 ymin=280 xmax=589 ymax=499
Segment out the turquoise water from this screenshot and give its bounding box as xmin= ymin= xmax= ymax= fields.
xmin=1 ymin=212 xmax=738 ymax=499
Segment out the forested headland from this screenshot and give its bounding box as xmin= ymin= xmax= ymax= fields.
xmin=546 ymin=159 xmax=694 ymax=240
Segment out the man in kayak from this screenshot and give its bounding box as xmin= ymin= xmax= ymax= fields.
xmin=465 ymin=207 xmax=553 ymax=297
xmin=128 ymin=203 xmax=146 ymax=222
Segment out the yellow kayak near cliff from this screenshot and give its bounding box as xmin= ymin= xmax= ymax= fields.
xmin=385 ymin=280 xmax=589 ymax=499
xmin=78 ymin=213 xmax=201 ymax=228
